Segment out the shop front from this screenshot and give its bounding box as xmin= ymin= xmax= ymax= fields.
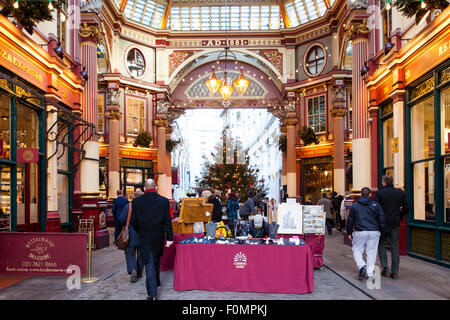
xmin=298 ymin=144 xmax=334 ymax=203
xmin=370 ymin=9 xmax=450 ymax=266
xmin=0 ymin=72 xmax=45 ymax=232
xmin=99 ymin=144 xmax=157 ymax=199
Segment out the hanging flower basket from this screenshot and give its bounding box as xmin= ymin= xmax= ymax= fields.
xmin=278 ymin=134 xmax=287 ymax=152
xmin=166 ymin=139 xmax=180 ymax=152
xmin=298 ymin=126 xmax=319 ymax=146
xmin=0 ymin=0 xmax=66 ymax=35
xmin=134 ymin=131 xmax=152 ymax=148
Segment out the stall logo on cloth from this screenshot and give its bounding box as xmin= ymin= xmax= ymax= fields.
xmin=233 ymin=252 xmax=247 ymax=269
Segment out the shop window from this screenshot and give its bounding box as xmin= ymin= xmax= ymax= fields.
xmin=0 ymin=93 xmax=10 ymax=159
xmin=307 ymin=95 xmax=326 ymax=133
xmin=442 ymin=86 xmax=450 ymax=156
xmin=410 ymin=96 xmax=435 ymax=162
xmin=413 ymin=160 xmax=435 ymax=221
xmin=305 ymin=46 xmax=325 ymax=76
xmin=442 ymin=87 xmax=450 ymax=223
xmin=98 ymin=94 xmax=105 ymax=134
xmin=380 ymin=0 xmax=392 ymax=47
xmin=126 ymin=48 xmax=146 ymax=78
xmin=383 ymin=117 xmax=394 ymax=169
xmin=0 ymin=166 xmax=11 ymax=231
xmin=17 ymin=103 xmax=38 ymax=149
xmin=126 ymin=96 xmax=146 ymax=135
xmin=57 ymin=174 xmax=69 ymax=224
xmin=302 ymin=157 xmax=333 ymax=203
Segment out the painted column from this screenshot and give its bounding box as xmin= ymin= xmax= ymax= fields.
xmin=154 ymin=118 xmax=167 ymax=197
xmin=166 ymin=125 xmax=173 ymax=199
xmin=105 ymin=87 xmax=122 ymax=199
xmin=79 ymin=19 xmax=101 ymax=197
xmin=331 ymin=88 xmax=347 ymax=196
xmin=286 ymin=115 xmax=298 ymax=198
xmin=78 ymin=16 xmax=109 ymax=249
xmin=281 ymin=124 xmax=287 ymax=193
xmin=46 ymin=104 xmax=61 ymax=232
xmin=348 ymin=19 xmax=371 ymax=192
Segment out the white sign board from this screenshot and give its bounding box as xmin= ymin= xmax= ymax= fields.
xmin=277 ymin=203 xmax=303 ymax=234
xmin=302 ymin=205 xmax=326 ymax=235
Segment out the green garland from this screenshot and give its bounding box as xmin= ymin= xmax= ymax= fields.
xmin=0 ymin=0 xmax=66 ymax=34
xmin=134 ymin=131 xmax=152 ymax=148
xmin=298 ymin=126 xmax=319 ymax=146
xmin=278 ymin=134 xmax=287 ymax=152
xmin=393 ymin=0 xmax=448 ymax=24
xmin=166 ymin=139 xmax=180 ymax=152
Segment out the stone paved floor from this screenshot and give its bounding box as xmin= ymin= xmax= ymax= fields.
xmin=0 ymin=228 xmax=449 ymax=300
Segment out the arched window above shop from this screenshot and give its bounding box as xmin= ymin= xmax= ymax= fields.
xmin=304 ymin=45 xmax=325 ymax=77
xmin=126 ymin=49 xmax=146 ymax=78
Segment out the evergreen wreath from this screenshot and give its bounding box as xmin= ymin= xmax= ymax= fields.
xmin=134 ymin=131 xmax=152 ymax=148
xmin=393 ymin=0 xmax=448 ymax=24
xmin=298 ymin=126 xmax=319 ymax=146
xmin=278 ymin=134 xmax=287 ymax=152
xmin=166 ymin=139 xmax=180 ymax=152
xmin=0 ymin=0 xmax=66 ymax=35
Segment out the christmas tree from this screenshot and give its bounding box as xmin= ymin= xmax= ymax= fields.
xmin=198 ymin=130 xmax=267 ymax=202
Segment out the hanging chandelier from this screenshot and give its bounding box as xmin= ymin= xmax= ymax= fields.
xmin=204 ymin=2 xmax=250 ymax=102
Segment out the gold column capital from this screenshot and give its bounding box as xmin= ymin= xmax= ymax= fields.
xmin=79 ymin=22 xmax=102 ymax=43
xmin=154 ymin=119 xmax=168 ymax=128
xmin=285 ymin=117 xmax=298 ymax=127
xmin=331 ymin=108 xmax=348 ymax=118
xmin=105 ymin=110 xmax=122 ymax=120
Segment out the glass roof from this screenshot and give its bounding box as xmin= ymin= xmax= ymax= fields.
xmin=115 ymin=0 xmax=335 ymax=30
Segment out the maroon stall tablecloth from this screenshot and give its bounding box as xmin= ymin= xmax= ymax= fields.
xmin=160 ymin=233 xmax=204 ymax=271
xmin=173 ymin=243 xmax=314 ymax=294
xmin=277 ymin=234 xmax=325 ymax=269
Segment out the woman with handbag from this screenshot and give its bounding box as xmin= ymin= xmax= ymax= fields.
xmin=117 ymin=190 xmax=143 ymax=283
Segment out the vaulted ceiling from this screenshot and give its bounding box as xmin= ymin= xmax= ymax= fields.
xmin=114 ymin=0 xmax=336 ymax=31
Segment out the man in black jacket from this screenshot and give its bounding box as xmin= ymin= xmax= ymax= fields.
xmin=347 ymin=187 xmax=385 ymax=281
xmin=375 ymin=175 xmax=409 ymax=280
xmin=131 ymin=179 xmax=173 ymax=300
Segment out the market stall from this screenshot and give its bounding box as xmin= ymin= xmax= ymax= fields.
xmin=173 ymin=240 xmax=314 ymax=294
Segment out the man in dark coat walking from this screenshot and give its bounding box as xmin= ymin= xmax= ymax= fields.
xmin=131 ymin=179 xmax=173 ymax=300
xmin=375 ymin=175 xmax=409 ymax=280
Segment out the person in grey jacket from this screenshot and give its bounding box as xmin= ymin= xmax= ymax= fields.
xmin=347 ymin=187 xmax=385 ymax=281
xmin=239 ymin=190 xmax=258 ymax=221
xmin=318 ymin=193 xmax=333 ymax=235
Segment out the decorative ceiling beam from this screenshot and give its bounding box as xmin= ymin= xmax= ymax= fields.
xmin=119 ymin=0 xmax=129 ymax=12
xmin=161 ymin=0 xmax=173 ymax=29
xmin=324 ymin=0 xmax=331 ymax=9
xmin=278 ymin=0 xmax=290 ymax=28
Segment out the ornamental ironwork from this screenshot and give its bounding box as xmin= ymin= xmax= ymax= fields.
xmin=409 ymin=77 xmax=435 ymax=101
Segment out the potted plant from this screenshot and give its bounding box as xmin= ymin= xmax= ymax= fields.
xmin=278 ymin=134 xmax=287 ymax=152
xmin=298 ymin=126 xmax=319 ymax=146
xmin=133 ymin=131 xmax=152 ymax=148
xmin=166 ymin=139 xmax=180 ymax=152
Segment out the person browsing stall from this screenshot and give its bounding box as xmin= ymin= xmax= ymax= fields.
xmin=247 ymin=214 xmax=269 ymax=239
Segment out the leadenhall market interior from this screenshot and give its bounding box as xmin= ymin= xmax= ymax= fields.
xmin=0 ymin=0 xmax=448 ymax=269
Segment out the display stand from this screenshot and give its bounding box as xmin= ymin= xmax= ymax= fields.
xmin=173 ymin=198 xmax=213 ymax=234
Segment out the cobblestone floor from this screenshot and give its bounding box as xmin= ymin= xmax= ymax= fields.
xmin=0 ymin=228 xmax=449 ymax=300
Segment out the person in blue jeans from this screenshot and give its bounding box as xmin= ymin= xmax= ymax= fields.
xmin=123 ymin=190 xmax=144 ymax=283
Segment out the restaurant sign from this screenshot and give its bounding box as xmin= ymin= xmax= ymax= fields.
xmin=298 ymin=145 xmax=333 ymax=158
xmin=0 ymin=232 xmax=87 ymax=276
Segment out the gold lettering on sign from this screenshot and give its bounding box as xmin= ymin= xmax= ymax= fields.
xmin=439 ymin=40 xmax=450 ymax=57
xmin=0 ymin=48 xmax=43 ymax=83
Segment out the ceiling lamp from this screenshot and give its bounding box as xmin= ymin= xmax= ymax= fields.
xmin=205 ymin=66 xmax=222 ymax=94
xmin=219 ymin=77 xmax=234 ymax=100
xmin=233 ymin=67 xmax=250 ymax=95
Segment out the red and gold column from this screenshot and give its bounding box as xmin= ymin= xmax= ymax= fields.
xmin=331 ymin=84 xmax=347 ymax=195
xmin=105 ymin=89 xmax=122 ymax=199
xmin=154 ymin=118 xmax=167 ymax=197
xmin=286 ymin=115 xmax=298 ymax=198
xmin=347 ymin=17 xmax=371 ymax=193
xmin=280 ymin=123 xmax=287 ymax=196
xmin=166 ymin=125 xmax=173 ymax=199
